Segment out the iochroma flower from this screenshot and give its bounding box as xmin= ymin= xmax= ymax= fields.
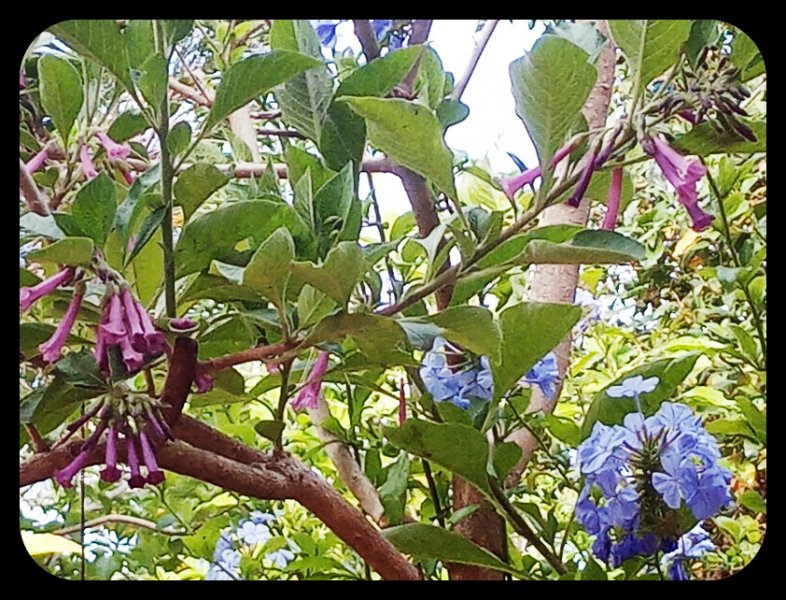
xmin=575 ymin=379 xmax=731 ymax=579
xmin=497 ymin=141 xmax=578 ymax=200
xmin=38 ymin=282 xmax=85 ymax=364
xmin=55 ymin=391 xmax=174 ymax=489
xmin=96 ymin=131 xmax=131 ymax=161
xmin=19 ymin=266 xmax=74 ymax=312
xmin=602 ymin=168 xmax=623 ymax=231
xmin=291 ymin=351 xmax=330 ymax=411
xmin=642 ymin=134 xmax=713 ymax=232
xmin=79 ymin=144 xmax=99 ymax=180
xmin=25 ymin=148 xmax=49 ymax=175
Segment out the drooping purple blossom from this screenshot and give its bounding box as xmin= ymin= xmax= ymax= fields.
xmin=602 ymin=168 xmax=623 ymax=231
xmin=138 ymin=430 xmax=165 ymax=485
xmin=101 ymin=425 xmax=122 ymax=483
xmin=20 ymin=267 xmax=74 ymax=312
xmin=567 ymin=146 xmax=599 ymax=208
xmin=643 ymin=134 xmax=713 ymax=232
xmin=291 ymin=351 xmax=330 ymax=411
xmin=126 ymin=434 xmax=146 ymax=489
xmin=80 ymin=144 xmax=99 ymax=180
xmin=25 ymin=148 xmax=49 ymax=175
xmin=38 ymin=288 xmax=84 ymax=363
xmin=96 ymin=131 xmax=131 ymax=161
xmin=54 ymin=449 xmax=94 ymax=488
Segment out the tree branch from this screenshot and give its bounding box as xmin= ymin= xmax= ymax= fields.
xmin=198 ymin=339 xmax=297 ymax=373
xmin=451 ymin=20 xmax=499 ymax=102
xmin=353 ymin=20 xmax=380 ymax=61
xmin=19 ymin=159 xmax=50 ymax=216
xmin=53 ymin=514 xmax=186 ymax=537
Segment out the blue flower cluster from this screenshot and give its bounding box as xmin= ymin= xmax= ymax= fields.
xmin=576 ymin=391 xmax=731 ymax=578
xmin=206 ymin=512 xmax=297 ymax=580
xmin=661 ymin=523 xmax=716 ymax=580
xmin=312 ymin=19 xmax=404 ymax=50
xmin=420 ymin=337 xmax=492 ymax=409
xmin=420 ymin=338 xmax=561 ymax=410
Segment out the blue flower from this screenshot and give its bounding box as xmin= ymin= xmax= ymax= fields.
xmin=652 ymin=451 xmax=699 ymax=509
xmin=250 ymin=511 xmax=276 ymax=525
xmin=687 ymin=468 xmax=732 ymax=520
xmin=237 ymin=520 xmax=272 ymax=546
xmin=577 ymin=421 xmax=627 ymax=474
xmin=606 ymin=375 xmax=659 ymax=399
xmin=521 ymin=352 xmax=559 ymax=401
xmin=267 ymin=548 xmax=295 ymax=568
xmin=420 ymin=337 xmax=493 ymax=410
xmin=371 ymin=19 xmax=393 ymax=40
xmin=312 ymin=20 xmax=341 ymax=48
xmin=662 ymin=524 xmax=716 ymax=581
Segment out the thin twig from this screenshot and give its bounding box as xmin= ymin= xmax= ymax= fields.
xmin=53 ymin=515 xmax=187 ymax=537
xmin=452 ymin=20 xmax=499 ymax=102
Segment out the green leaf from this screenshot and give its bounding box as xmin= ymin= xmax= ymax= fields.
xmin=20 ymin=213 xmax=65 ymax=240
xmin=319 ymin=102 xmax=367 ymax=172
xmin=343 ymin=97 xmax=456 ymax=198
xmin=38 ymin=55 xmax=82 ymax=144
xmin=114 ymin=164 xmax=160 ymax=243
xmin=54 ymin=350 xmax=106 ymax=388
xmin=339 ymin=46 xmax=424 ymax=98
xmin=27 ymin=237 xmax=94 ymax=267
xmin=175 ymin=200 xmax=313 ymax=277
xmin=672 ymin=120 xmax=766 ymax=156
xmin=493 ymin=442 xmax=522 ymax=480
xmin=493 ymin=302 xmax=581 ymax=400
xmin=550 ymin=21 xmax=607 ymax=62
xmin=738 ymin=490 xmax=766 ymax=514
xmin=243 ymin=227 xmax=294 ymax=309
xmin=270 ymin=20 xmax=333 ymax=142
xmin=379 ymin=454 xmax=410 ymax=526
xmin=124 ymin=20 xmax=156 ymax=69
xmin=705 ymin=417 xmax=757 ymax=441
xmin=166 ymin=121 xmax=192 ymax=158
xmin=581 ymin=354 xmax=700 ymax=438
xmin=198 ymin=316 xmax=256 ymax=360
xmin=383 ymin=524 xmax=517 ymax=575
xmin=207 ymin=50 xmax=323 ymax=128
xmin=127 ymin=229 xmax=164 ymax=306
xmin=510 ymin=35 xmax=597 ymax=168
xmin=20 ymin=378 xmax=103 ymax=436
xmin=179 ymin=273 xmax=263 ymax=305
xmin=436 ymin=402 xmax=474 ymax=426
xmin=173 ymin=163 xmax=229 ymax=221
xmin=416 ymin=47 xmax=447 ymax=109
xmin=306 ymin=313 xmax=408 ymax=366
xmin=297 ymin=284 xmax=337 ymax=329
xmin=543 ymin=415 xmax=582 ymax=447
xmin=519 ymin=230 xmax=646 ymax=264
xmin=385 ymin=420 xmax=491 ymax=495
xmin=737 ymin=397 xmax=766 ymax=443
xmin=399 ymin=306 xmax=501 ymax=362
xmin=313 ymin=163 xmax=361 ymax=256
xmin=50 ymin=20 xmax=134 ymax=90
xmin=125 ymin=206 xmax=165 ymax=265
xmin=71 ymin=173 xmax=117 ymax=245
xmin=683 ymin=20 xmax=720 ymax=68
xmin=107 ymin=110 xmax=150 ymax=141
xmin=137 ymin=53 xmax=168 ymax=108
xmin=436 ymin=99 xmax=470 ymax=130
xmin=584 ymin=168 xmax=635 ymax=210
xmin=608 ymin=20 xmax=692 ymax=93
xmin=730 ymin=28 xmax=765 ymax=81
xmin=291 ymin=242 xmax=365 ymax=308
xmin=254 ymin=420 xmax=285 ymax=441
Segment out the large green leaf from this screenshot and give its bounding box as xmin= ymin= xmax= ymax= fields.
xmin=173 ymin=163 xmax=229 ymax=221
xmin=398 ymin=306 xmax=501 ymax=362
xmin=672 ymin=121 xmax=766 ymax=156
xmin=313 ymin=163 xmax=361 ymax=256
xmin=50 ymin=20 xmax=134 ymax=90
xmin=519 ymin=230 xmax=646 ymax=265
xmin=379 ymin=454 xmax=410 ymax=526
xmin=38 ymin=55 xmax=82 ymax=145
xmin=175 ymin=200 xmax=314 ymax=276
xmin=608 ymin=20 xmax=692 ymax=93
xmin=383 ymin=524 xmax=518 ymax=575
xmin=270 ymin=20 xmax=333 ymax=142
xmin=71 ymin=173 xmax=117 ymax=246
xmin=296 ymin=285 xmax=337 ymax=329
xmin=343 ymin=97 xmax=456 ymax=198
xmin=580 ymin=353 xmax=700 ymax=439
xmin=20 ymin=378 xmax=104 ymax=437
xmin=290 ymin=242 xmax=365 ymax=308
xmin=305 ymin=313 xmax=408 ymax=365
xmin=198 ymin=316 xmax=257 ymax=360
xmin=242 ymin=227 xmax=294 ymax=310
xmin=385 ymin=420 xmax=491 ymax=495
xmin=493 ymin=302 xmax=582 ymax=400
xmin=730 ymin=27 xmax=765 ymax=81
xmin=27 ymin=237 xmax=94 ymax=267
xmin=510 ymin=35 xmax=596 ymax=168
xmin=137 ymin=53 xmax=168 ymax=110
xmin=337 ymin=46 xmax=424 ymax=98
xmin=206 ymin=50 xmax=323 ymax=128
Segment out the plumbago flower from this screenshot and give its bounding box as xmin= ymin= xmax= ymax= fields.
xmin=642 ymin=134 xmax=713 ymax=232
xmin=575 ymin=376 xmax=731 ymax=578
xmin=661 ymin=523 xmax=716 ymax=581
xmin=420 ymin=337 xmax=492 ymax=410
xmin=54 ymin=389 xmax=174 ymax=489
xmin=206 ymin=512 xmax=298 ymax=580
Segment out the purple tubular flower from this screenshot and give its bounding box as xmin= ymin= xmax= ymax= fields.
xmin=38 ymin=289 xmax=84 ymax=363
xmin=99 ymin=293 xmax=127 ymax=342
xmin=602 ymin=168 xmax=623 ymax=231
xmin=80 ymin=145 xmax=99 ymax=180
xmin=119 ymin=336 xmax=145 ymax=373
xmin=127 ymin=434 xmax=146 ymax=488
xmin=101 ymin=425 xmax=122 ymax=483
xmin=138 ymin=430 xmax=165 ymax=485
xmin=194 ymin=371 xmax=214 ymax=394
xmin=25 ymin=148 xmax=49 ymax=175
xmin=497 ymin=140 xmax=577 ymax=200
xmin=96 ymin=131 xmax=131 ymax=160
xmin=20 ymin=267 xmax=74 ymax=312
xmin=170 ymin=317 xmax=197 ymax=330
xmin=134 ymin=301 xmax=167 ymax=356
xmin=291 ymin=351 xmax=330 ymax=411
xmin=594 ymin=124 xmax=623 ymax=169
xmin=145 ymin=407 xmax=170 ymax=442
xmin=644 ymin=135 xmax=712 ymax=232
xmin=567 ymin=147 xmax=599 ymax=208
xmin=120 ymin=287 xmax=146 ymax=351
xmin=55 ymin=449 xmax=94 ymax=488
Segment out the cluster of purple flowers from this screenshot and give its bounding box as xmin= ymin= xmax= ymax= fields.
xmin=420 ymin=337 xmax=560 ymax=409
xmin=207 ymin=512 xmax=297 ymax=580
xmin=575 ymin=376 xmax=731 ymax=578
xmin=54 ymin=391 xmax=173 ymax=489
